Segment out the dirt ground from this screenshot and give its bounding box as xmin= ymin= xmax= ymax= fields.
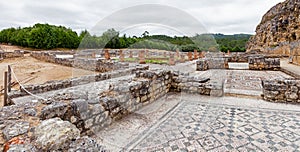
xmin=0 ymin=55 xmax=98 ymax=107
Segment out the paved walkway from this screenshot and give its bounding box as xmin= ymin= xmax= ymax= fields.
xmin=281 ymin=58 xmax=300 ymax=78
xmin=96 ymin=93 xmax=300 ymax=151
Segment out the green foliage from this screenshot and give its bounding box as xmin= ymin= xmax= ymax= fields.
xmin=0 ymin=25 xmax=251 ymax=51
xmin=0 ymin=23 xmax=80 ymax=49
xmin=145 ymin=59 xmax=168 ymax=64
xmin=213 ymin=33 xmax=251 ymax=52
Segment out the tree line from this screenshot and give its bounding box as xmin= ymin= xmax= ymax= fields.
xmin=0 ymin=23 xmax=251 ymax=52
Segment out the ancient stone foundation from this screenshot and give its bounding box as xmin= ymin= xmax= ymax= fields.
xmin=196 ymin=59 xmax=208 ymax=71
xmin=196 ymin=53 xmax=280 ymax=71
xmin=248 ymin=57 xmax=280 ymax=70
xmin=0 ymin=50 xmax=24 ymax=60
xmin=262 ymin=79 xmax=300 ymax=103
xmin=30 ymin=51 xmax=128 ymax=72
xmin=196 ymin=58 xmax=228 ymax=70
xmin=8 ymin=65 xmax=149 ymax=100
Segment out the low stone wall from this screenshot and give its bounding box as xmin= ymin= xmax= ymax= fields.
xmin=196 ymin=59 xmax=208 ymax=71
xmin=262 ymin=79 xmax=300 ymax=103
xmin=8 ymin=65 xmax=149 ymax=100
xmin=171 ymin=74 xmax=223 ymax=97
xmin=25 ymin=69 xmax=173 ymax=135
xmin=196 ymin=55 xmax=280 ymax=71
xmin=196 ymin=58 xmax=228 ymax=70
xmin=31 ymin=51 xmax=128 ymax=72
xmin=248 ymin=56 xmax=280 ymax=70
xmin=227 ymin=53 xmax=249 ymax=62
xmin=0 ymin=50 xmax=24 ymax=59
xmin=1 ymin=68 xmax=225 ymax=151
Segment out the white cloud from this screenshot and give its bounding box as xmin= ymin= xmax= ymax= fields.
xmin=0 ymin=0 xmax=284 ymax=35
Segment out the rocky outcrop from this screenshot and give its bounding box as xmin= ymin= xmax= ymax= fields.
xmin=247 ymin=0 xmax=300 ymax=65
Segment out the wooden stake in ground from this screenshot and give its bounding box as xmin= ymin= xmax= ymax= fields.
xmin=104 ymin=49 xmax=110 ymax=60
xmin=3 ymin=71 xmax=7 ymax=106
xmin=8 ymin=65 xmax=11 ymax=92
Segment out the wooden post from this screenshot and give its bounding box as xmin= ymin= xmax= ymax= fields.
xmin=4 ymin=71 xmax=8 ymax=106
xmin=8 ymin=65 xmax=11 ymax=92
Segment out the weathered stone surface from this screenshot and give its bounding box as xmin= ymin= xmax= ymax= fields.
xmin=196 ymin=59 xmax=208 ymax=71
xmin=68 ymin=136 xmax=106 ymax=152
xmin=3 ymin=121 xmax=30 ymax=140
xmin=262 ymin=79 xmax=300 ymax=103
xmin=246 ymin=0 xmax=300 ymax=65
xmin=7 ymin=144 xmax=37 ymax=152
xmin=34 ymin=118 xmax=80 ymax=151
xmin=40 ymin=102 xmax=68 ymax=120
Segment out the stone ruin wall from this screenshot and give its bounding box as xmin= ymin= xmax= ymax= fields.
xmin=30 ymin=51 xmax=128 ymax=72
xmin=0 ymin=68 xmax=223 ymax=151
xmin=0 ymin=50 xmax=24 ymax=60
xmin=262 ymin=79 xmax=300 ymax=103
xmin=248 ymin=56 xmax=280 ymax=70
xmin=196 ymin=54 xmax=280 ymax=71
xmin=8 ymin=65 xmax=149 ymax=101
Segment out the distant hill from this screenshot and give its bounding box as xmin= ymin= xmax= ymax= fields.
xmin=213 ymin=34 xmax=252 ymax=52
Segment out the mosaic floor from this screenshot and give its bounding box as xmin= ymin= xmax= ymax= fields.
xmin=126 ymin=100 xmax=300 ymax=151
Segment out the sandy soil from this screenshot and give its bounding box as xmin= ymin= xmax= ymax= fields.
xmin=0 ymin=55 xmax=98 ymax=107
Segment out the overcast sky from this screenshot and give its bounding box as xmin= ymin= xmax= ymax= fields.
xmin=0 ymin=0 xmax=284 ymax=36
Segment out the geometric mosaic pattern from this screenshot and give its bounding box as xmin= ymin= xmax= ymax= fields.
xmin=127 ymin=101 xmax=300 ymax=151
xmin=224 ymin=70 xmax=292 ymax=96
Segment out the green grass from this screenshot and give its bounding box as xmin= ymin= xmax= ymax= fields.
xmin=145 ymin=59 xmax=168 ymax=64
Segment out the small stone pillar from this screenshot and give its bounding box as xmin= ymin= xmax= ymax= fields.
xmin=227 ymin=50 xmax=230 ymax=56
xmin=169 ymin=53 xmax=175 ymax=65
xmin=92 ymin=52 xmax=96 ymax=58
xmin=188 ymin=52 xmax=193 ymax=61
xmin=180 ymin=54 xmax=185 ymax=63
xmin=194 ymin=49 xmax=198 ymax=59
xmin=104 ymin=49 xmax=110 ymax=60
xmin=164 ymin=52 xmax=167 ymax=58
xmin=146 ymin=50 xmax=149 ymax=57
xmin=119 ymin=50 xmax=124 ymax=62
xmin=199 ymin=51 xmax=203 ymax=58
xmin=176 ymin=49 xmax=180 ymax=58
xmin=139 ymin=51 xmax=146 ymax=64
xmin=129 ymin=51 xmax=133 ymax=58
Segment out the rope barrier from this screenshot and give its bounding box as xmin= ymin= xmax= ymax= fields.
xmin=10 ymin=66 xmax=47 ymax=101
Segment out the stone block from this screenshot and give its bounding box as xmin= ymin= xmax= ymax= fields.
xmin=34 ymin=118 xmax=80 ymax=151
